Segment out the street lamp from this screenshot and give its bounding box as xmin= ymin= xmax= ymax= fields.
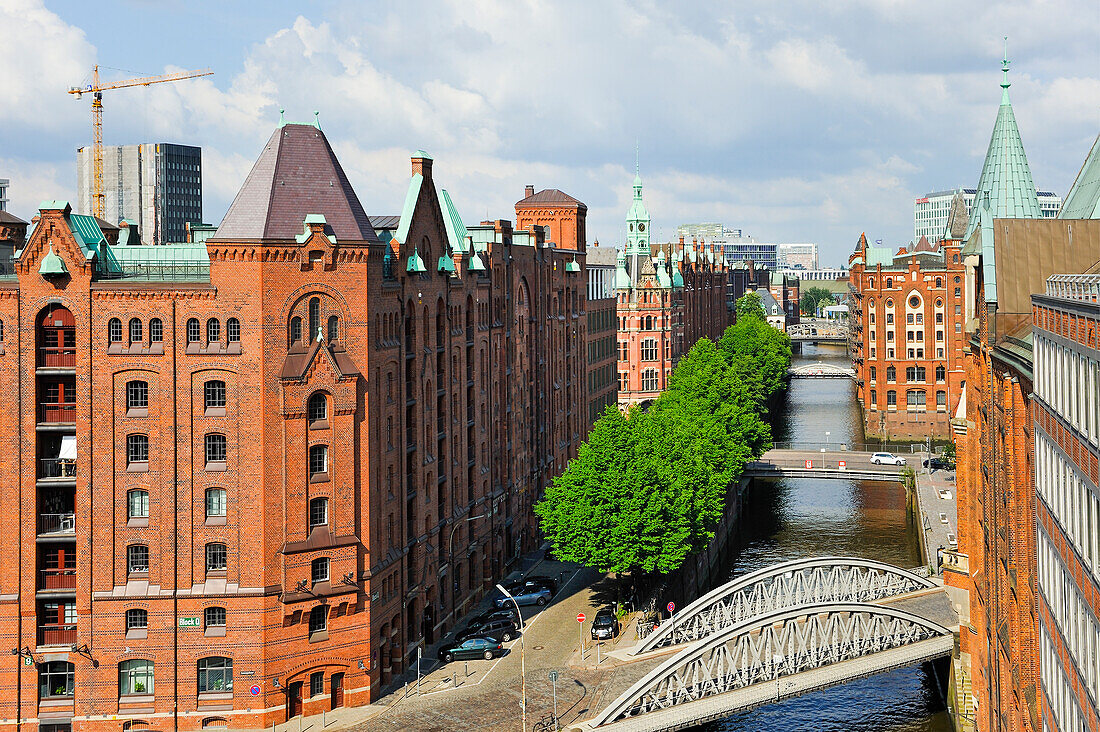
xmin=449 ymin=513 xmax=487 ymax=606
xmin=825 ymin=431 xmax=831 ymax=450
xmin=496 ymin=583 xmax=527 ymax=732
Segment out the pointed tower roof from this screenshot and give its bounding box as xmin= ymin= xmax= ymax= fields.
xmin=214 ymin=123 xmax=378 ymax=242
xmin=943 ymin=190 xmax=970 ymax=239
xmin=964 ymin=43 xmax=1042 ymax=240
xmin=1058 ymin=132 xmax=1100 ymax=219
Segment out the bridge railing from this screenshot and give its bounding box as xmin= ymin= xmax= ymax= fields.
xmin=770 ymin=441 xmax=925 ymax=454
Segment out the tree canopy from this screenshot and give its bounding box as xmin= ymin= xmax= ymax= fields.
xmin=536 ymin=316 xmax=791 ymax=576
xmin=799 ymin=286 xmax=835 ymax=316
xmin=735 ymin=292 xmax=765 ymax=320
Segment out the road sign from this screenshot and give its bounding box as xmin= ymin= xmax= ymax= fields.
xmin=548 ymin=670 xmax=559 ymax=682
xmin=805 ymin=459 xmax=812 ymax=469
xmin=250 ymin=685 xmax=261 ymax=696
xmin=838 ymin=460 xmax=846 ymax=470
xmin=667 ymin=601 xmax=675 ymax=613
xmin=23 ymin=656 xmax=32 ymax=666
xmin=576 ymin=613 xmax=586 ymax=623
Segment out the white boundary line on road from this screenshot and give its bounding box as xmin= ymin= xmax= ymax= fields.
xmin=418 ymin=565 xmax=586 ymax=697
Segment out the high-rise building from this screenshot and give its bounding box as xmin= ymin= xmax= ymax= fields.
xmin=777 ymin=243 xmax=818 ymax=270
xmin=1032 ymin=273 xmax=1100 ymax=732
xmin=584 ymin=244 xmax=618 ymax=425
xmin=0 ymin=121 xmax=589 ymax=728
xmin=722 ymin=237 xmax=778 ymax=270
xmin=77 ymin=143 xmax=202 ymax=245
xmin=914 ymin=186 xmax=1061 ymax=244
xmin=0 ymin=178 xmax=9 ymax=211
xmin=947 ymin=59 xmax=1100 ymax=732
xmin=677 ymin=222 xmax=740 ymax=240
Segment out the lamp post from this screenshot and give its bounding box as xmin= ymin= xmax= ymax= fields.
xmin=448 ymin=513 xmax=487 ymax=609
xmin=825 ymin=431 xmax=830 ymax=450
xmin=496 ymin=584 xmax=527 ymax=732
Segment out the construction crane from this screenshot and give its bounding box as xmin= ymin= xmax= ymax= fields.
xmin=69 ymin=65 xmax=214 ymax=220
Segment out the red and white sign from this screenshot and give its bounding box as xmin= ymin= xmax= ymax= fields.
xmin=805 ymin=460 xmax=812 ymax=469
xmin=838 ymin=460 xmax=846 ymax=470
xmin=667 ymin=601 xmax=675 ymax=613
xmin=576 ymin=613 xmax=586 ymax=623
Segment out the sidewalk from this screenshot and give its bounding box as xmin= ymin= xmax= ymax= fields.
xmin=912 ymin=451 xmax=958 ymax=573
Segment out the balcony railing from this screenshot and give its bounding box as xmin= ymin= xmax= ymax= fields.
xmin=38 ymin=624 xmax=77 ymax=646
xmin=40 ymin=569 xmax=77 ymax=591
xmin=39 ymin=347 xmax=76 ymax=369
xmin=39 ymin=458 xmax=77 ymax=480
xmin=39 ymin=403 xmax=76 ymax=424
xmin=38 ymin=513 xmax=75 ymax=535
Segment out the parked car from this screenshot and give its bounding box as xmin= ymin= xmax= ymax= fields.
xmin=522 ymin=576 xmax=559 ymax=595
xmin=870 ymin=452 xmax=905 ymax=466
xmin=494 ymin=586 xmax=552 ymax=608
xmin=457 ymin=618 xmax=519 ymax=643
xmin=947 ymin=533 xmax=958 ymax=549
xmin=937 ymin=489 xmax=952 ymax=500
xmin=438 ymin=637 xmax=504 ymax=662
xmin=590 ymin=608 xmax=621 ymax=641
xmin=923 ymin=456 xmax=952 ymax=470
xmin=467 ymin=607 xmax=519 ymax=627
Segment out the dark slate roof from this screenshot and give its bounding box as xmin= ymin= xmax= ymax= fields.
xmin=0 ymin=210 xmax=28 ymax=225
xmin=94 ymin=216 xmax=120 ymax=232
xmin=280 ymin=339 xmax=359 ymax=381
xmin=214 ymin=124 xmax=378 ymax=242
xmin=515 ymin=189 xmax=587 ymax=208
xmin=369 ymin=215 xmax=401 ymax=230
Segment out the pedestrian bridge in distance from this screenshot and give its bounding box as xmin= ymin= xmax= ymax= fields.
xmin=743 ymin=449 xmax=905 ymax=481
xmin=788 ymin=362 xmax=856 ymax=379
xmin=569 ymin=556 xmax=958 ymax=732
xmin=786 ymin=321 xmax=848 ymax=343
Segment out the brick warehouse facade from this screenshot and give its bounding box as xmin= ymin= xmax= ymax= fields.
xmin=847 ymin=221 xmax=968 ymax=441
xmin=0 ymin=123 xmax=587 ymax=731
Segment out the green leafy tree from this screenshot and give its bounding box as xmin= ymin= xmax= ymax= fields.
xmin=799 ymin=286 xmax=834 ymax=316
xmin=718 ymin=317 xmax=792 ymax=414
xmin=736 ymin=292 xmax=765 ymax=320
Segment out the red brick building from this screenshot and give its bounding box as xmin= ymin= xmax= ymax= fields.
xmin=0 ymin=122 xmax=586 ymax=731
xmin=847 ymin=216 xmax=968 ymax=440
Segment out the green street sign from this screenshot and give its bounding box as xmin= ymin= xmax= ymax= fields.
xmin=178 ymin=617 xmax=200 ymax=628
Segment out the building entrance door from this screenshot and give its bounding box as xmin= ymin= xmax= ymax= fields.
xmin=330 ymin=673 xmax=344 ymax=708
xmin=287 ymin=681 xmax=303 ymax=719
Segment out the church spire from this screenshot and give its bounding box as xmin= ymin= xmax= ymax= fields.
xmin=1000 ymin=36 xmax=1011 ymax=103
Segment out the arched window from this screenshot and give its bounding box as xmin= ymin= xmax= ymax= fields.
xmin=127 ymin=380 xmax=148 ymax=411
xmin=308 ymin=606 xmax=327 ymax=635
xmin=39 ymin=661 xmax=74 ymax=698
xmin=204 ymin=434 xmax=227 ymax=465
xmin=127 ymin=544 xmax=149 ymax=574
xmin=197 ymin=657 xmax=232 ymax=692
xmin=644 ymin=316 xmax=653 ymax=330
xmin=119 ymin=659 xmax=154 ymax=695
xmin=311 ymin=557 xmax=329 ymax=585
xmin=205 ymin=606 xmax=226 ymax=630
xmin=206 ymin=318 xmax=220 ymax=343
xmin=308 ymin=393 xmax=327 ymax=423
xmin=935 ymin=277 xmax=943 ymax=288
xmin=205 ymin=543 xmax=226 ymax=573
xmin=937 ymin=390 xmax=947 ymax=410
xmin=205 ymin=488 xmax=226 ymax=518
xmin=127 ymin=434 xmax=149 ymax=466
xmin=309 ymin=445 xmax=328 ymax=476
xmin=886 ymin=366 xmax=896 ymax=383
xmin=128 ymin=489 xmax=149 ymax=519
xmin=327 ymin=315 xmax=339 ymax=343
xmin=149 ymin=318 xmax=163 ymax=343
xmin=885 ymin=278 xmax=893 ymax=289
xmin=125 ymin=608 xmax=148 ymax=631
xmin=204 ymin=380 xmax=226 ymax=411
xmin=226 ymin=318 xmax=240 ymax=343
xmin=309 ymin=298 xmax=321 ymax=342
xmin=186 ymin=318 xmax=201 ymax=343
xmin=109 ymin=318 xmax=123 ymax=343
xmin=290 ymin=316 xmax=303 ymax=345
xmin=129 ymin=318 xmax=143 ymax=344
xmin=886 ymin=390 xmax=897 ymax=407
xmin=309 ymin=497 xmax=328 ymax=529
xmin=935 ymin=365 xmax=946 ymax=383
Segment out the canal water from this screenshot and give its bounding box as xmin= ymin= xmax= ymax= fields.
xmin=700 ymin=344 xmax=953 ymax=732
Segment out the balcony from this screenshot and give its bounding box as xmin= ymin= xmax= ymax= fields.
xmin=38 ymin=624 xmax=77 ymax=646
xmin=39 ymin=458 xmax=77 ymax=481
xmin=39 ymin=568 xmax=76 ymax=591
xmin=38 ymin=402 xmax=76 ymax=425
xmin=38 ymin=513 xmax=75 ymax=536
xmin=38 ymin=347 xmax=76 ymax=370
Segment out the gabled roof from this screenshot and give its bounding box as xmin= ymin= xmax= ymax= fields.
xmin=0 ymin=210 xmax=28 ymax=225
xmin=964 ymin=62 xmax=1042 ymax=240
xmin=440 ymin=189 xmax=470 ymax=253
xmin=516 ymin=189 xmax=586 ymax=208
xmin=214 ymin=124 xmax=378 ymax=242
xmin=1058 ymin=132 xmax=1100 ymax=220
xmin=369 ymin=215 xmax=401 ymax=230
xmin=912 ymin=235 xmax=937 ymax=253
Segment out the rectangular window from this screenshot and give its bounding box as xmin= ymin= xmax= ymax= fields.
xmin=205 ymin=606 xmax=226 ymax=628
xmin=205 ymin=434 xmax=227 ymax=464
xmin=206 ymin=488 xmax=227 ymax=518
xmin=150 ymin=319 xmax=163 ymax=342
xmin=127 ymin=434 xmax=149 ymax=465
xmin=205 ymin=543 xmax=227 ymax=572
xmin=128 ymin=490 xmax=149 ymax=519
xmin=204 ymin=381 xmax=226 ymax=411
xmin=127 ymin=381 xmax=148 ymax=411
xmin=310 ymin=672 xmax=324 ymax=698
xmin=127 ymin=545 xmax=149 ymax=574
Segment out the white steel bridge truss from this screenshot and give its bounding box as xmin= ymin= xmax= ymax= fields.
xmin=592 ymin=602 xmax=951 ymax=727
xmin=635 ymin=556 xmax=934 ymax=654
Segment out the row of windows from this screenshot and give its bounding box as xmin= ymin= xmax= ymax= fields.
xmin=867 ymin=389 xmax=947 ymax=411
xmin=1036 ymin=431 xmax=1099 ymax=579
xmin=123 ymin=541 xmax=330 ymax=583
xmin=1038 ymin=525 xmax=1099 ymax=717
xmin=1034 ymin=333 xmax=1100 ymax=448
xmin=868 ymin=365 xmax=946 ymax=384
xmin=107 ymin=318 xmax=240 ymax=346
xmin=1040 ymin=625 xmax=1087 ymax=732
xmin=126 ymin=489 xmax=329 ymax=532
xmin=868 ymin=346 xmax=948 ymax=361
xmin=38 ymin=658 xmax=232 ymax=700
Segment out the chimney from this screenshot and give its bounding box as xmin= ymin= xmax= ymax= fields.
xmin=524 ymin=184 xmax=535 ymax=198
xmin=411 ymin=149 xmax=433 ymax=180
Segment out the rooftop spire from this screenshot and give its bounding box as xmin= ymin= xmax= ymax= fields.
xmin=633 ymin=140 xmax=641 ymax=189
xmin=1000 ymin=36 xmax=1011 ymax=104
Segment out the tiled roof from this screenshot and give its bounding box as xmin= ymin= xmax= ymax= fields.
xmin=214 ymin=124 xmax=377 ymax=242
xmin=516 ymin=189 xmax=586 ymax=208
xmin=912 ymin=235 xmax=937 ymax=253
xmin=1058 ymin=132 xmax=1100 ymax=220
xmin=0 ymin=210 xmax=27 ymax=225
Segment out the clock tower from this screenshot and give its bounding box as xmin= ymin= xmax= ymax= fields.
xmin=625 ymin=160 xmax=650 ymax=257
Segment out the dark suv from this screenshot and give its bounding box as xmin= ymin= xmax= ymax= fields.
xmin=438 ymin=637 xmax=504 ymax=663
xmin=590 ymin=608 xmax=620 ymax=641
xmin=456 ymin=618 xmax=520 ymax=643
xmin=467 ymin=607 xmax=519 ymax=627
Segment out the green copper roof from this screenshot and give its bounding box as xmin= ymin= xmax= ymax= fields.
xmin=395 ymin=173 xmax=424 ymax=244
xmin=406 ymin=248 xmax=427 ymax=273
xmin=467 ymin=251 xmax=486 ymax=271
xmin=1058 ymin=133 xmax=1100 ymax=219
xmin=440 ymin=189 xmax=470 ymax=253
xmin=964 ymin=51 xmax=1042 ymax=241
xmin=295 ymin=214 xmax=337 ymax=244
xmin=438 ymin=254 xmax=455 ymax=273
xmin=565 ymin=257 xmax=580 ymax=273
xmin=39 ymin=246 xmax=68 ymax=276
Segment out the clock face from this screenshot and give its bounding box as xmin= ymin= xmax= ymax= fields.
xmin=639 ymin=223 xmax=646 ymax=232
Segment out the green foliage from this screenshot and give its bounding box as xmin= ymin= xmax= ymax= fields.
xmin=735 ymin=292 xmax=765 ymax=320
xmin=536 ymin=315 xmax=791 ymax=577
xmin=799 ymin=286 xmax=834 ymax=316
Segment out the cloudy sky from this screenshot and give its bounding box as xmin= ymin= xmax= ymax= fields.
xmin=2 ymin=0 xmax=1098 ymax=264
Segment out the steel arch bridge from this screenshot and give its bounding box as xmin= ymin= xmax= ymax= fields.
xmin=787 ymin=362 xmax=856 ymax=379
xmin=591 ymin=603 xmax=952 ymax=728
xmin=786 ymin=322 xmax=848 ymax=341
xmin=635 ymin=556 xmax=935 ymax=654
